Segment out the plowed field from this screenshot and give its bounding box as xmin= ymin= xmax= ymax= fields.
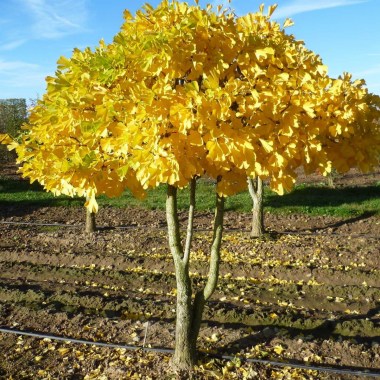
xmin=0 ymin=166 xmax=379 ymax=379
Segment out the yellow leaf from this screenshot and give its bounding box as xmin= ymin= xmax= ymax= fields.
xmin=302 ymin=102 xmax=316 ymax=118
xmin=85 ymin=193 xmax=98 ymax=213
xmin=316 ymin=64 xmax=328 ymax=76
xmin=274 ymin=152 xmax=286 ymax=167
xmin=259 ymin=138 xmax=273 ymax=153
xmin=273 ymin=345 xmax=284 ymax=355
xmin=283 ymin=18 xmax=294 ymax=28
xmin=58 ymin=347 xmax=70 ymax=356
xmin=185 ymin=81 xmax=199 ymax=93
xmin=267 ymin=4 xmax=278 ymax=17
xmin=188 ymin=130 xmax=203 ymax=146
xmin=329 ymin=124 xmax=342 ymax=137
xmin=56 ymin=55 xmax=71 ymax=68
xmin=75 ymin=350 xmax=85 ymax=360
xmin=276 ymin=72 xmax=289 ymax=83
xmin=0 ymin=133 xmax=13 ymax=145
xmin=255 ymin=47 xmax=275 ymax=61
xmin=206 ymin=140 xmax=225 ymax=161
xmin=123 ymin=9 xmax=133 ymax=20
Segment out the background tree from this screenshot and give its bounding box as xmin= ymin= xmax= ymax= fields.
xmin=1 ymin=1 xmax=380 ymax=376
xmin=247 ymin=77 xmax=380 ymax=238
xmin=0 ymin=99 xmax=27 ymax=163
xmin=0 ymin=43 xmax=144 ymax=232
xmin=247 ymin=177 xmax=265 ymax=237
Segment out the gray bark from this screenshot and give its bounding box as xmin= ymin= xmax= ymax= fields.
xmin=247 ymin=177 xmax=264 ymax=238
xmin=85 ymin=207 xmax=96 ymax=233
xmin=166 ymin=183 xmax=195 ymax=370
xmin=191 ymin=193 xmax=224 ymax=348
xmin=327 ymin=172 xmax=336 ymax=188
xmin=166 ymin=181 xmax=225 ymax=373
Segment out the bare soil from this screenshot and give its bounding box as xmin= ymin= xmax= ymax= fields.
xmin=0 ymin=165 xmax=379 ymax=379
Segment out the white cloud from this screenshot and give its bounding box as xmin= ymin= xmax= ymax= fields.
xmin=0 ymin=59 xmax=47 ymax=99
xmin=21 ymin=0 xmax=89 ymax=39
xmin=354 ymin=64 xmax=380 ymax=77
xmin=0 ymin=0 xmax=89 ymax=53
xmin=274 ymin=0 xmax=368 ymax=19
xmin=0 ymin=39 xmax=27 ymax=51
xmin=0 ymin=60 xmax=39 ymax=72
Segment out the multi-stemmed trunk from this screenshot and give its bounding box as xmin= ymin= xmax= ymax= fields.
xmin=247 ymin=177 xmax=264 ymax=238
xmin=166 ymin=179 xmax=225 ymax=373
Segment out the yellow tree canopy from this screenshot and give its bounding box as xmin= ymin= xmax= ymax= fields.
xmin=1 ymin=42 xmax=144 ymax=212
xmin=107 ymin=1 xmax=380 ymax=196
xmin=318 ymin=83 xmax=380 ymax=174
xmin=2 ymin=1 xmax=379 ymax=211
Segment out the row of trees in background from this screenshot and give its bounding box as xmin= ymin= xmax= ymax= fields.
xmin=1 ymin=1 xmax=380 ymax=375
xmin=0 ymin=99 xmax=28 ymax=162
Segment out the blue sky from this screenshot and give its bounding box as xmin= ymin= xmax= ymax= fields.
xmin=0 ymin=0 xmax=379 ymax=100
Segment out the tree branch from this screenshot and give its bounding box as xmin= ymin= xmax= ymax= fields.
xmin=247 ymin=176 xmax=257 ymax=197
xmin=190 ymin=192 xmax=225 ymax=347
xmin=166 ymin=185 xmax=184 ymax=260
xmin=183 ymin=177 xmax=196 ymax=266
xmin=204 ymin=192 xmax=225 ymax=300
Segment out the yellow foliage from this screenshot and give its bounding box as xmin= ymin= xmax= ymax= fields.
xmin=3 ymin=0 xmax=379 ymax=209
xmin=0 ymin=133 xmax=13 ymax=145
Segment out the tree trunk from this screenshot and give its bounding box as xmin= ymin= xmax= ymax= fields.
xmin=173 ymin=261 xmax=196 ymax=371
xmin=247 ymin=177 xmax=264 ymax=238
xmin=190 ymin=193 xmax=224 ymax=346
xmin=327 ymin=172 xmax=335 ymax=188
xmin=166 ymin=183 xmax=196 ymax=371
xmin=85 ymin=207 xmax=96 ymax=233
xmin=166 ymin=181 xmax=225 ymax=374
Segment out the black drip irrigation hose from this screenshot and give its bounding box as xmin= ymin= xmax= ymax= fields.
xmin=1 ymin=327 xmax=380 ymax=377
xmin=0 ymin=220 xmax=379 ymax=239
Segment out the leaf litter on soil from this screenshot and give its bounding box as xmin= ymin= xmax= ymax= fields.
xmin=1 ymin=206 xmax=380 ymax=379
xmin=0 ymin=166 xmax=380 ymax=378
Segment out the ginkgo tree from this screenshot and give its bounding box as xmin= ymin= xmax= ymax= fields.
xmin=0 ymin=41 xmax=145 ymax=232
xmin=247 ymin=75 xmax=380 ymax=238
xmin=98 ymin=1 xmax=380 ymax=372
xmin=2 ymin=0 xmax=380 ymax=375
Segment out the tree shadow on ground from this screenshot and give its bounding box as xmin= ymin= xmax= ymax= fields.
xmin=282 ymin=211 xmax=377 ymax=234
xmin=0 ymin=177 xmax=42 ymax=193
xmin=0 ymin=278 xmax=176 ymax=324
xmin=0 ymin=200 xmax=83 ymax=219
xmin=265 ymin=185 xmax=380 ymax=210
xmin=212 ymin=303 xmax=380 ymax=372
xmin=0 ymin=178 xmax=84 ymax=219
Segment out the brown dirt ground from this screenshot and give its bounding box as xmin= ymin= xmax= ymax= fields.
xmin=0 ymin=165 xmax=379 ymax=379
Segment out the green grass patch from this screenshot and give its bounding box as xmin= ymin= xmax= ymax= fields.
xmin=0 ymin=178 xmax=84 ymax=207
xmin=264 ymin=184 xmax=380 ymax=217
xmin=0 ymin=177 xmax=379 ymax=217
